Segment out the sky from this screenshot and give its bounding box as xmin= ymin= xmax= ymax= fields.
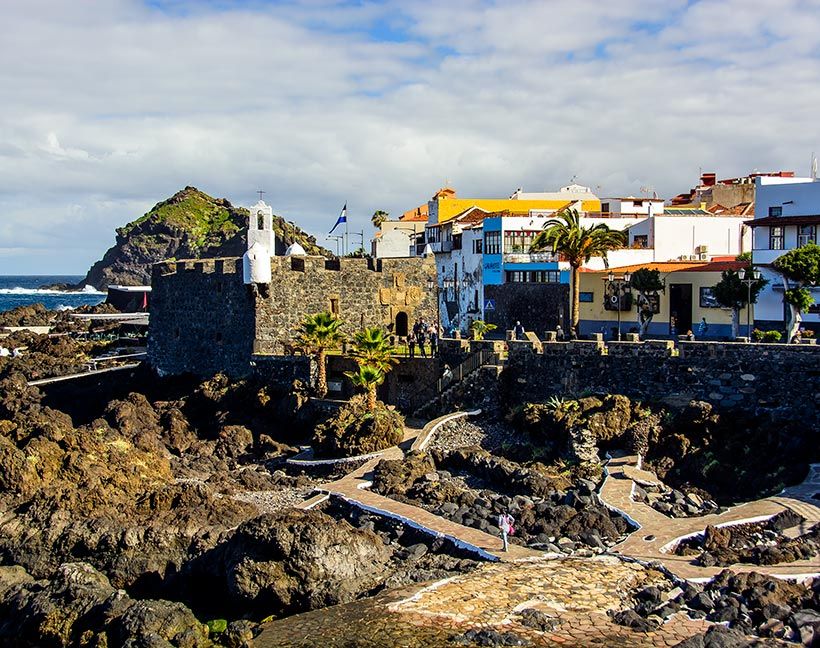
xmin=1 ymin=0 xmax=819 ymax=274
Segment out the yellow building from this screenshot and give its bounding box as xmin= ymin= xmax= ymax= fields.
xmin=578 ymin=260 xmax=752 ymax=339
xmin=428 ymin=185 xmax=601 ymax=224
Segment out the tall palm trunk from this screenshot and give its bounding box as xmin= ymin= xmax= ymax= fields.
xmin=570 ymin=264 xmax=581 ymax=331
xmin=366 ymin=385 xmax=377 ymax=411
xmin=316 ymin=348 xmax=328 ymax=397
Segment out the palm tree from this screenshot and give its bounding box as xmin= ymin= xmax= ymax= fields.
xmin=469 ymin=319 xmax=497 ymax=340
xmin=345 ymin=364 xmax=385 ymax=411
xmin=294 ymin=311 xmax=344 ymax=397
xmin=530 ymin=208 xmax=627 ymax=332
xmin=371 ymin=210 xmax=389 ymax=228
xmin=351 ymin=327 xmax=397 ymax=373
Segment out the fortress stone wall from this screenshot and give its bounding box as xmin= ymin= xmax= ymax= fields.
xmin=148 ymin=255 xmax=437 ymax=377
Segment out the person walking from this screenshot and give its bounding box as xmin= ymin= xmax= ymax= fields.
xmin=513 ymin=320 xmax=525 ymax=340
xmin=428 ymin=324 xmax=438 ymax=357
xmin=556 ymin=325 xmax=564 ymax=340
xmin=417 ymin=319 xmax=427 ymax=357
xmin=498 ymin=512 xmax=515 ymax=552
xmin=408 ymin=335 xmax=416 ymax=358
xmin=697 ymin=317 xmax=708 ymax=339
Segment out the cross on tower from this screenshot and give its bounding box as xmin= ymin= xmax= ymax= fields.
xmin=257 ymin=190 xmax=266 ymax=201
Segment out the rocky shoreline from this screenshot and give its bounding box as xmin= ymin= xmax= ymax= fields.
xmin=0 ymin=325 xmax=817 ymax=646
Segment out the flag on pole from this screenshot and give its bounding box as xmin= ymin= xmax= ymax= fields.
xmin=329 ymin=203 xmax=347 ymax=234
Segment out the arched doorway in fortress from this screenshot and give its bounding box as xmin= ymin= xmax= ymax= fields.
xmin=395 ymin=311 xmax=408 ymax=337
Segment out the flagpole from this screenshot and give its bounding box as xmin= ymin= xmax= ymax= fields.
xmin=345 ymin=201 xmax=349 ymax=256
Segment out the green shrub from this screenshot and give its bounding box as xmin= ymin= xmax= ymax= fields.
xmin=752 ymin=329 xmax=782 ymax=342
xmin=206 ymin=619 xmax=228 ymax=634
xmin=314 ymin=394 xmax=404 ymax=457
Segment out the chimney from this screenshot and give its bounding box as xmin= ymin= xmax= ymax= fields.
xmin=700 ymin=172 xmax=716 ymax=187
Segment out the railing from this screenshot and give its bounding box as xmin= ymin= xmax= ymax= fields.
xmin=502 ymin=252 xmax=558 ymax=263
xmin=437 ymin=349 xmax=498 ymax=393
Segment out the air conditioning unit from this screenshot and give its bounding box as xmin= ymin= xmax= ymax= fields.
xmin=695 ymin=245 xmax=709 ymax=254
xmin=689 ymin=255 xmax=698 ymax=260
xmin=698 ymin=253 xmax=708 ymax=260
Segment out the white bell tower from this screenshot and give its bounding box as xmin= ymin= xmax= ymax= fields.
xmin=244 ymin=196 xmax=275 ymax=285
xmin=247 ymin=199 xmax=275 ymax=252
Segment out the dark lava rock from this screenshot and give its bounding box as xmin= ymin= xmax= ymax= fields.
xmin=218 ymin=509 xmax=392 ymax=616
xmin=611 ymin=608 xmax=660 ymax=632
xmin=450 ymin=629 xmax=529 ymax=646
xmin=672 ymin=625 xmax=758 ymax=647
xmin=0 ymin=562 xmax=209 ymax=647
xmin=517 ymin=608 xmax=558 ymax=632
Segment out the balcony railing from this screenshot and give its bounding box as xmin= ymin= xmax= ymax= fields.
xmin=503 ymin=252 xmax=558 ymax=263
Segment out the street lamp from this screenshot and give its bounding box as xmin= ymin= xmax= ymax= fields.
xmin=739 ymin=267 xmax=761 ymax=340
xmin=607 ymin=270 xmax=631 ymax=341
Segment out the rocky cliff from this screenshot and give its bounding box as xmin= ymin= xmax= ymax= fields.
xmin=81 ymin=186 xmax=329 ymax=289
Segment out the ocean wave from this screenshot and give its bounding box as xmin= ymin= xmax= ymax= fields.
xmin=0 ymin=285 xmax=105 ymax=296
xmin=56 ymin=304 xmax=77 ymax=311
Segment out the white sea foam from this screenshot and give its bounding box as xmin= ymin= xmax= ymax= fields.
xmin=56 ymin=304 xmax=76 ymax=311
xmin=0 ymin=285 xmax=105 ymax=296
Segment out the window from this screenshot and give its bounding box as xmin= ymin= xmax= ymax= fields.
xmin=632 ymin=235 xmax=648 ymax=249
xmin=473 ymin=238 xmax=483 ymax=254
xmin=505 ymin=270 xmax=560 ymax=283
xmin=601 ymin=202 xmax=610 ymax=213
xmin=768 ymin=206 xmax=783 ymax=217
xmin=798 ymin=225 xmax=816 ymax=247
xmin=699 ymin=287 xmax=720 ymax=309
xmin=329 ymin=298 xmax=340 ymax=315
xmin=579 ymin=292 xmax=594 ymax=303
xmin=503 ymin=230 xmax=541 ymax=254
xmin=484 ymin=231 xmax=501 ymax=255
xmin=769 ymin=226 xmax=784 ymax=250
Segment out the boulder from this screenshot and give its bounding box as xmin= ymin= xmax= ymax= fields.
xmin=219 ymin=510 xmax=392 ymax=616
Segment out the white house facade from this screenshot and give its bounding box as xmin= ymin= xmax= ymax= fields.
xmin=751 ymin=175 xmax=820 ymax=330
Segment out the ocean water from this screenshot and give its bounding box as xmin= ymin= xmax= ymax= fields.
xmin=0 ymin=276 xmax=106 ymax=313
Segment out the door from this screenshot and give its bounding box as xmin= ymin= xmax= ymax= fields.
xmin=395 ymin=312 xmax=409 ymax=337
xmin=669 ymin=284 xmax=693 ymax=336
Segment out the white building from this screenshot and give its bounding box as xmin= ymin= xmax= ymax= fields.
xmin=425 ymin=207 xmax=487 ymax=333
xmin=371 ymin=220 xmax=426 ymax=258
xmin=750 ymin=175 xmax=820 ymax=330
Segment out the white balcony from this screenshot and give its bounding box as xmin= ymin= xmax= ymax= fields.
xmin=503 ymin=252 xmax=557 ymax=264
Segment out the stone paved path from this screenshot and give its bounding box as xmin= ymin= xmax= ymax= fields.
xmin=255 ymin=556 xmax=712 ymax=647
xmin=602 ymin=453 xmax=820 ymax=581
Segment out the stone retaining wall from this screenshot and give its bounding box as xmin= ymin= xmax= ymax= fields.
xmin=501 ymin=339 xmax=820 ymax=418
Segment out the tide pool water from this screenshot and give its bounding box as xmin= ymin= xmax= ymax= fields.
xmin=0 ymin=276 xmax=106 ymax=313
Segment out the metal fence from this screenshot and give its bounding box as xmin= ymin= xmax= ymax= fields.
xmin=436 ymin=349 xmax=498 ymax=393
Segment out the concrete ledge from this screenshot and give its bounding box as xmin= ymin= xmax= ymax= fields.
xmin=411 ymin=409 xmax=482 ymax=452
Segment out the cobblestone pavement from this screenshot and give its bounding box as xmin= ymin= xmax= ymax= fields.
xmin=255 ymin=556 xmax=711 ymax=647
xmin=602 ymin=452 xmax=820 ymax=581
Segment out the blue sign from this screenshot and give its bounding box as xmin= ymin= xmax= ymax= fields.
xmin=484 ymin=299 xmax=496 ymax=311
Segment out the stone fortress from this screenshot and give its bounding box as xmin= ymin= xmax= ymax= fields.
xmin=148 ymin=200 xmax=437 ymax=378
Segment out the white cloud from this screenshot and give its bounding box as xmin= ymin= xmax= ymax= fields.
xmin=0 ymin=0 xmax=819 ymax=273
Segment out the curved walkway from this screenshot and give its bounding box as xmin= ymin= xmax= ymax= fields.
xmin=298 ymin=412 xmax=539 ymax=562
xmin=296 ymin=414 xmax=818 ymax=577
xmin=601 ymin=452 xmax=820 ymax=581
